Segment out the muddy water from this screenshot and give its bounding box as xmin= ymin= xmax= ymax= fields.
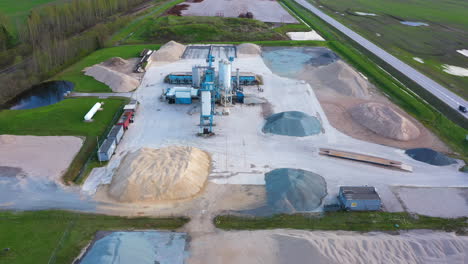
xmin=4 ymin=80 xmax=74 ymax=110
xmin=261 ymin=47 xmax=339 ymax=78
xmin=77 ymin=231 xmax=188 ymax=264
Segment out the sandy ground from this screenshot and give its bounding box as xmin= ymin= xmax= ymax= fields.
xmin=0 ymin=135 xmax=94 ymax=210
xmin=188 ymin=229 xmax=468 ymax=264
xmin=316 ymin=90 xmax=450 ymax=152
xmin=393 ymin=186 xmax=468 ymax=218
xmin=180 ymin=0 xmax=298 ymax=24
xmin=0 ymin=135 xmax=83 ymax=181
xmin=286 ymin=31 xmax=324 ymax=41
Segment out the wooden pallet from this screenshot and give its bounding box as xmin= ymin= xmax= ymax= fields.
xmin=319 ymin=148 xmax=412 ymax=172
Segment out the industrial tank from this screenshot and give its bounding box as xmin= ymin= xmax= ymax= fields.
xmin=192 ymin=66 xmax=203 ymax=88
xmin=218 ymin=60 xmax=232 ymax=92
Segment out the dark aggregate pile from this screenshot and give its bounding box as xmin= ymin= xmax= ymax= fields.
xmin=262 ymin=111 xmax=321 ymax=137
xmin=405 ymin=148 xmax=457 ymax=166
xmin=265 ymin=168 xmax=327 ymax=213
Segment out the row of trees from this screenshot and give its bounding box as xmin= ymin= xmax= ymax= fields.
xmin=0 ymin=0 xmax=149 ymax=103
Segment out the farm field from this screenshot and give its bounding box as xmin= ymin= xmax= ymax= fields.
xmin=121 ymin=15 xmax=309 ymax=44
xmin=309 ymin=0 xmax=468 ymax=99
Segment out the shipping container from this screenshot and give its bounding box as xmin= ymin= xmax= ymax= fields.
xmin=107 ymin=125 xmax=124 ymax=144
xmin=97 ymin=138 xmax=116 ymax=162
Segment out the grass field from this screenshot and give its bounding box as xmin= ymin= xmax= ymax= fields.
xmin=0 ymin=0 xmax=59 ymax=17
xmin=122 ymin=16 xmax=306 ymax=44
xmin=0 ymin=210 xmax=188 ymax=264
xmin=310 ymin=0 xmax=468 ymax=99
xmin=0 ymin=98 xmax=123 ymax=136
xmin=53 ymin=44 xmax=161 ymax=93
xmin=215 ymin=212 xmax=468 ymax=234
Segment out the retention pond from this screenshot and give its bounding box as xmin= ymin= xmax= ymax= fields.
xmin=4 ymin=80 xmax=73 ymax=110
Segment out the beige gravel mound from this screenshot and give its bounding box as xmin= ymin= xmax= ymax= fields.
xmin=108 ymin=146 xmax=210 ymax=203
xmin=150 ymin=41 xmax=186 ymax=62
xmin=304 ymin=60 xmax=370 ymax=98
xmin=350 ymin=102 xmax=420 ymax=141
xmin=237 ymin=43 xmax=261 ymax=57
xmin=84 ymin=65 xmax=139 ymax=93
xmin=103 ymin=57 xmax=127 ymax=67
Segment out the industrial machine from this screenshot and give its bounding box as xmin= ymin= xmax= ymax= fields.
xmin=162 ymin=54 xmax=249 ymax=136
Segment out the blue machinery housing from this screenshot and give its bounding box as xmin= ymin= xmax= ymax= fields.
xmin=165 ymin=73 xmax=258 ymax=86
xmin=338 ymin=186 xmax=382 ymax=211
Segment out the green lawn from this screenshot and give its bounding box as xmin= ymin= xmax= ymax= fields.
xmin=310 ymin=0 xmax=468 ymax=99
xmin=53 ymin=45 xmax=161 ymax=93
xmin=215 ymin=212 xmax=468 ymax=234
xmin=0 ymin=98 xmax=123 ymax=136
xmin=0 ymin=210 xmax=188 ymax=264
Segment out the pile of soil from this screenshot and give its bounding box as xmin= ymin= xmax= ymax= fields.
xmin=263 ymin=111 xmax=321 ymax=137
xmin=349 ymin=102 xmax=420 ymax=141
xmin=84 ymin=65 xmax=139 ymax=93
xmin=237 ymin=43 xmax=261 ymax=57
xmin=103 ymin=57 xmax=127 ymax=67
xmin=108 ymin=146 xmax=211 ymax=203
xmin=405 ymin=148 xmax=457 ymax=166
xmin=265 ymin=168 xmax=327 ymax=213
xmin=303 ymin=61 xmax=370 ymax=98
xmin=150 ymin=41 xmax=186 ymax=62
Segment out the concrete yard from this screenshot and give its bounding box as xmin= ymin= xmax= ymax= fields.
xmin=86 ymin=49 xmax=466 ymax=213
xmin=179 ymin=0 xmax=298 ymax=24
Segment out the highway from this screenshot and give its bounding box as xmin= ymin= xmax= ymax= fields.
xmin=294 ymin=0 xmax=468 ymax=119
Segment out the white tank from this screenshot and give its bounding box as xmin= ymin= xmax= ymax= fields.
xmin=192 ymin=66 xmax=202 ymax=88
xmin=218 ymin=60 xmax=232 ymax=92
xmin=84 ymin=102 xmax=102 ymax=121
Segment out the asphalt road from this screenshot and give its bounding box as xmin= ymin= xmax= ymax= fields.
xmin=294 ymin=0 xmax=468 ymax=119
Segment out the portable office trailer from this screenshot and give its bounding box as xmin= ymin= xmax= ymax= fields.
xmin=117 ymin=113 xmax=131 ymax=129
xmin=97 ymin=138 xmax=116 ymax=162
xmin=338 ymin=186 xmax=381 ymax=211
xmin=107 ymin=125 xmax=124 ymax=144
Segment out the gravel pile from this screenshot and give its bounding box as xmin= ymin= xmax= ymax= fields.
xmin=405 ymin=148 xmax=457 ymax=166
xmin=263 ymin=111 xmax=321 ymax=137
xmin=350 ymin=102 xmax=420 ymax=141
xmin=265 ymin=168 xmax=327 ymax=213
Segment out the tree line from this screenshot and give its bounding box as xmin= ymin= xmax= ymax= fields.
xmin=0 ymin=0 xmax=149 ymax=104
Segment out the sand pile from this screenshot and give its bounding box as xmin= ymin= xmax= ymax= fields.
xmin=108 ymin=146 xmax=210 ymax=203
xmin=263 ymin=111 xmax=321 ymax=137
xmin=349 ymin=102 xmax=420 ymax=141
xmin=305 ymin=60 xmax=370 ymax=98
xmin=265 ymin=168 xmax=327 ymax=213
xmin=150 ymin=41 xmax=186 ymax=63
xmin=405 ymin=148 xmax=457 ymax=166
xmin=237 ymin=43 xmax=261 ymax=57
xmin=85 ymin=65 xmax=139 ymax=93
xmin=442 ymin=64 xmax=468 ymax=77
xmin=286 ymin=31 xmax=324 ymax=41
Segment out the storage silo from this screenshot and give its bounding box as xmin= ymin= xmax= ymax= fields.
xmin=192 ymin=66 xmax=203 ymax=88
xmin=218 ymin=60 xmax=232 ymax=92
